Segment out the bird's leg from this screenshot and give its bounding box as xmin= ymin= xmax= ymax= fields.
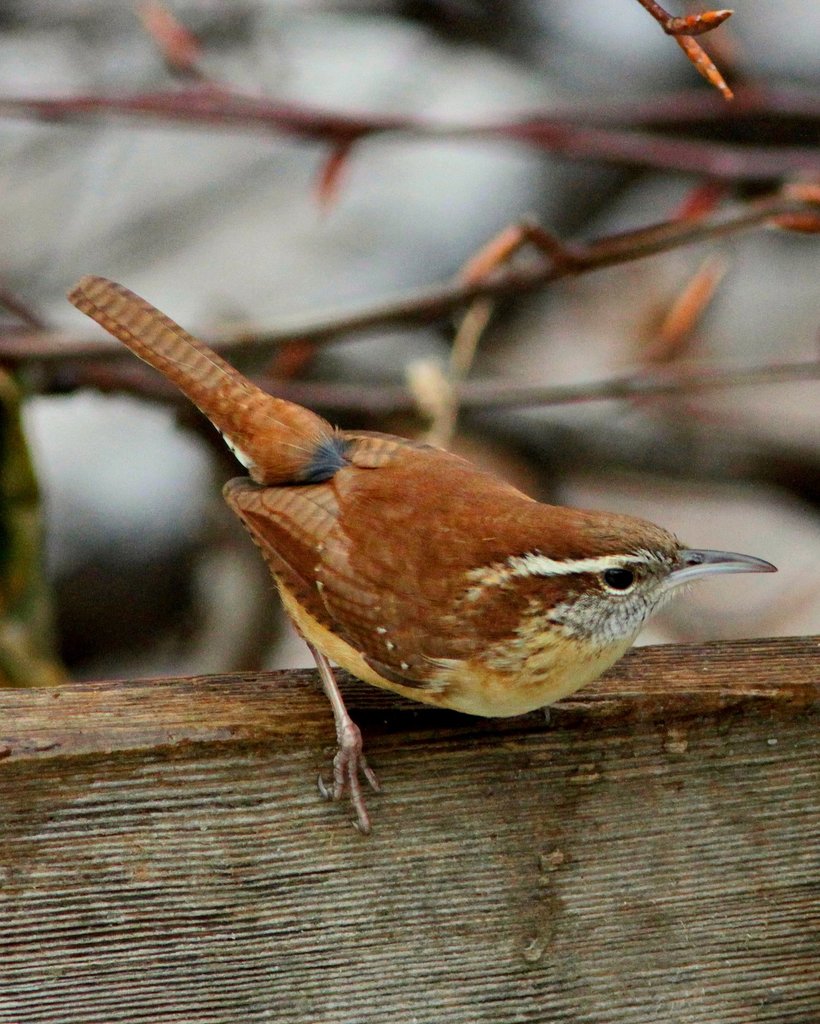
xmin=306 ymin=641 xmax=380 ymax=833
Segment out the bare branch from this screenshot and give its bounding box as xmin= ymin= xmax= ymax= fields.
xmin=29 ymin=354 xmax=820 ymax=418
xmin=457 ymin=360 xmax=820 ymax=413
xmin=0 ymin=285 xmax=47 ymax=331
xmin=1 ymin=191 xmax=815 ymax=370
xmin=1 ymin=88 xmax=816 ymax=180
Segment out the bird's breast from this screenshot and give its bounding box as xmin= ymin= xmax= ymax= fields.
xmin=442 ymin=630 xmax=635 ymax=717
xmin=278 ymin=580 xmax=633 ymax=719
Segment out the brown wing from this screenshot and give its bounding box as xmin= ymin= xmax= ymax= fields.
xmin=224 ymin=437 xmax=536 ymax=687
xmin=309 ymin=440 xmax=550 ymax=684
xmin=223 ymin=478 xmax=343 ymax=633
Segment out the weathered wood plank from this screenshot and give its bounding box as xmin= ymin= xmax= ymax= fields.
xmin=0 ymin=637 xmax=817 ymax=1024
xmin=0 ymin=635 xmax=816 ymax=762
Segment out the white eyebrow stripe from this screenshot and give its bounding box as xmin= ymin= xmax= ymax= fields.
xmin=465 ymin=549 xmax=655 ymax=598
xmin=506 ymin=552 xmax=639 ymax=578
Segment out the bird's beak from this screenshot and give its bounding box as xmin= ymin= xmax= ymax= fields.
xmin=669 ymin=548 xmax=777 ymax=587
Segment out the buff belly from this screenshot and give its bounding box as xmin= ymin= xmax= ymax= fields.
xmin=279 ymin=583 xmax=635 ymax=719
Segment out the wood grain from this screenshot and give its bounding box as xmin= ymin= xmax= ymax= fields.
xmin=0 ymin=636 xmax=817 ymax=1024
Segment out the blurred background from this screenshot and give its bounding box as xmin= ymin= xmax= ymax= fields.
xmin=0 ymin=0 xmax=817 ymax=684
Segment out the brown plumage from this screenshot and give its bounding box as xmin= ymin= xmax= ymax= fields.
xmin=68 ymin=275 xmax=776 ymax=832
xmin=224 ymin=442 xmax=675 ymax=704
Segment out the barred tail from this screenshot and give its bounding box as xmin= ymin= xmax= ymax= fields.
xmin=68 ymin=276 xmax=344 ymax=485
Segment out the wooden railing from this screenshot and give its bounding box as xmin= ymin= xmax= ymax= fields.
xmin=1 ymin=635 xmax=817 ymax=1024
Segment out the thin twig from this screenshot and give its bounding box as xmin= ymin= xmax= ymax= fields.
xmin=2 ymin=191 xmax=814 ymax=370
xmin=462 ymin=360 xmax=820 ymax=412
xmin=33 ymin=357 xmax=820 ymax=416
xmin=1 ymin=90 xmax=817 ymax=180
xmin=635 ymin=1 xmax=733 ymax=38
xmin=409 ymin=298 xmax=494 ymax=446
xmin=414 ymin=224 xmax=555 ymax=446
xmin=138 ymin=1 xmax=205 ymax=79
xmin=576 ymin=83 xmax=818 ymax=126
xmin=422 ymin=219 xmax=583 ymax=444
xmin=642 ymin=254 xmax=729 ymax=363
xmin=635 ymin=1 xmax=734 ymax=99
xmin=0 ymin=286 xmax=47 ymax=331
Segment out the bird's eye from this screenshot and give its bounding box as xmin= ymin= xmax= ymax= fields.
xmin=602 ymin=568 xmax=635 ymax=591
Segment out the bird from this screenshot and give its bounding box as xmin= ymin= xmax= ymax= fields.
xmin=67 ymin=275 xmax=777 ymax=832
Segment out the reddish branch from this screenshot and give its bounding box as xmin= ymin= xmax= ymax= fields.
xmin=37 ymin=358 xmax=820 ymax=418
xmin=0 ymin=87 xmax=817 ymax=182
xmin=577 ymin=85 xmax=819 ymax=126
xmin=0 ymin=190 xmax=815 ymax=370
xmin=0 ymin=286 xmax=46 ymax=331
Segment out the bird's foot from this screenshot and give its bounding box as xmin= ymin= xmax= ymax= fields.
xmin=318 ymin=717 xmax=381 ymax=833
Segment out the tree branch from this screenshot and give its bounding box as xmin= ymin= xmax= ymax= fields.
xmin=2 ymin=191 xmax=816 ymax=370
xmin=28 ymin=354 xmax=820 ymax=418
xmin=1 ymin=87 xmax=816 ymax=181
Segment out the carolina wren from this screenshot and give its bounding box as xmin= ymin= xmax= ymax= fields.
xmin=68 ymin=275 xmax=776 ymax=832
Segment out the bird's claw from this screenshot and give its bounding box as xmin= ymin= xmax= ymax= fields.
xmin=318 ymin=720 xmax=380 ymax=833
